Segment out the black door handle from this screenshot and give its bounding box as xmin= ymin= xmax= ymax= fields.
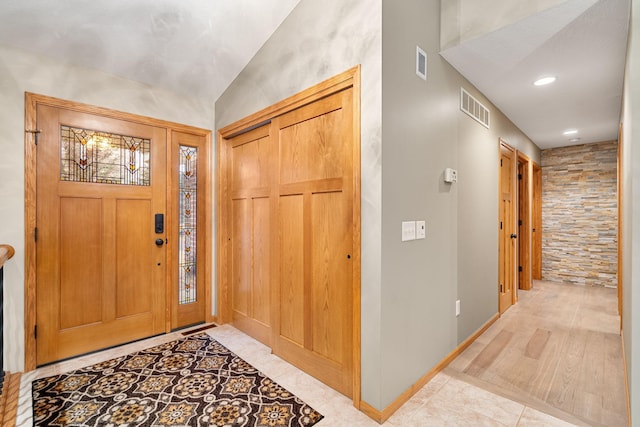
xmin=155 ymin=238 xmax=164 ymax=247
xmin=510 ymin=234 xmax=517 ymax=239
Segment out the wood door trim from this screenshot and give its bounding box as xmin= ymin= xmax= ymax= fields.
xmin=24 ymin=92 xmax=212 ymax=371
xmin=617 ymin=122 xmax=623 ymax=328
xmin=217 ymin=66 xmax=361 ymax=405
xmin=218 ymin=66 xmax=360 ymax=138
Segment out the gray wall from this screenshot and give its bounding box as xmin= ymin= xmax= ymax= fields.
xmin=214 ymin=0 xmax=384 ymax=408
xmin=0 ymin=43 xmax=215 ymax=372
xmin=381 ymin=0 xmax=540 ymax=407
xmin=622 ymin=0 xmax=639 ymax=423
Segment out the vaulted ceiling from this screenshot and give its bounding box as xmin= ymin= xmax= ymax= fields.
xmin=0 ymin=0 xmax=301 ymax=103
xmin=0 ymin=0 xmax=630 ymax=149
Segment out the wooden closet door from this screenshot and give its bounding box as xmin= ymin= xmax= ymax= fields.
xmin=273 ymin=88 xmax=354 ymax=397
xmin=227 ymin=125 xmax=274 ymax=346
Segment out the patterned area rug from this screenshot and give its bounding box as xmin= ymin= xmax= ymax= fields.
xmin=32 ymin=333 xmax=323 ymax=426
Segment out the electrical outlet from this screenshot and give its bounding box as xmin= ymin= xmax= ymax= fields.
xmin=456 ymin=300 xmax=461 ymax=317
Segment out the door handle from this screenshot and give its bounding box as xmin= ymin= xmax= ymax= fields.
xmin=510 ymin=234 xmax=517 ymax=239
xmin=155 ymin=238 xmax=164 ymax=247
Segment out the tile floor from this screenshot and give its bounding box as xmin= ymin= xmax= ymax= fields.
xmin=17 ymin=322 xmax=580 ymax=426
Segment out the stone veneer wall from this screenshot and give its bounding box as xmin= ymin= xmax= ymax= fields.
xmin=541 ymin=141 xmax=618 ymax=287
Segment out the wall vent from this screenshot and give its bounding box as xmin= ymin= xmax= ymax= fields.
xmin=460 ymin=88 xmax=490 ymax=129
xmin=416 ymin=46 xmax=427 ymax=80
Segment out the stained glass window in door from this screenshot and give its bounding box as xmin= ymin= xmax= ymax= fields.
xmin=179 ymin=145 xmax=198 ymax=304
xmin=60 ymin=125 xmax=150 ymax=185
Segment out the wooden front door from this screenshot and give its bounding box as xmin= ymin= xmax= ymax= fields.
xmin=499 ymin=141 xmax=516 ymax=314
xmin=272 ymin=88 xmax=355 ymax=398
xmin=36 ymin=104 xmax=167 ymax=365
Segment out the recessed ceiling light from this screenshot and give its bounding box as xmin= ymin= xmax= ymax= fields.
xmin=534 ymin=76 xmax=557 ymax=86
xmin=563 ymin=129 xmax=578 ymax=136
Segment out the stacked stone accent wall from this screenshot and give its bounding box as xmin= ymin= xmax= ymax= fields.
xmin=541 ymin=141 xmax=618 ymax=287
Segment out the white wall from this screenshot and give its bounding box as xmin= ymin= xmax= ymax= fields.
xmin=622 ymin=0 xmax=639 ymax=423
xmin=0 ymin=43 xmax=215 ymax=371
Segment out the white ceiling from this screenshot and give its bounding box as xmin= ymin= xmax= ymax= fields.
xmin=441 ymin=0 xmax=630 ymax=149
xmin=0 ymin=0 xmax=300 ymax=104
xmin=0 ymin=0 xmax=630 ymax=149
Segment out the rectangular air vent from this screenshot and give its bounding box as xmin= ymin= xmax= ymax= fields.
xmin=460 ymin=88 xmax=490 ymax=129
xmin=416 ymin=46 xmax=427 ymax=80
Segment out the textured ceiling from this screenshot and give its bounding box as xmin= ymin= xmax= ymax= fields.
xmin=0 ymin=0 xmax=300 ymax=103
xmin=0 ymin=0 xmax=630 ymax=149
xmin=441 ymin=0 xmax=630 ymax=149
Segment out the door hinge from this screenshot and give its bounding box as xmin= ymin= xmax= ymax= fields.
xmin=500 ymin=159 xmax=503 ymax=166
xmin=519 ymin=219 xmax=523 ymax=226
xmin=34 ymin=227 xmax=38 ymax=242
xmin=26 ymin=129 xmax=41 ymax=145
xmin=34 ymin=325 xmax=37 ymax=339
xmin=500 ymin=221 xmax=503 ymax=230
xmin=500 ymin=283 xmax=504 ymax=293
xmin=518 ymin=173 xmax=523 ymax=180
xmin=519 ymin=266 xmax=523 ymax=272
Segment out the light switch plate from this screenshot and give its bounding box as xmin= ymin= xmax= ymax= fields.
xmin=416 ymin=221 xmax=426 ymax=239
xmin=402 ymin=221 xmax=416 ymax=242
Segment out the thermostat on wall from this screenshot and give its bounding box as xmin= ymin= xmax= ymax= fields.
xmin=444 ymin=168 xmax=457 ymax=183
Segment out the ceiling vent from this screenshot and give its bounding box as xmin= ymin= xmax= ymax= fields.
xmin=460 ymin=88 xmax=490 ymax=129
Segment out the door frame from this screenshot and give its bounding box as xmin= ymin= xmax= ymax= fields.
xmin=217 ymin=66 xmax=362 ymax=405
xmin=24 ymin=93 xmax=213 ymax=371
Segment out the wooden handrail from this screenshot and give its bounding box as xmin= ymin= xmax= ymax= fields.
xmin=0 ymin=245 xmax=15 ymax=269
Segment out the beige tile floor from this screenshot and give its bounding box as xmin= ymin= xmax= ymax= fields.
xmin=17 ymin=322 xmax=580 ymax=426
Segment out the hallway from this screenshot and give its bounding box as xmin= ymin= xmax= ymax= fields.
xmin=448 ymin=280 xmax=626 ymax=426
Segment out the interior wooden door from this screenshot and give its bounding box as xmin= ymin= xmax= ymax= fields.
xmin=226 ymin=124 xmax=274 ymax=346
xmin=532 ymin=162 xmax=543 ymax=280
xmin=499 ymin=141 xmax=516 ymax=314
xmin=517 ymin=155 xmax=531 ymax=290
xmin=36 ymin=104 xmax=167 ymax=365
xmin=272 ymin=88 xmax=354 ymax=398
xmin=171 ymin=131 xmax=208 ymax=329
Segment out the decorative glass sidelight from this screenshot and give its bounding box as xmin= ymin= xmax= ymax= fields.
xmin=178 ymin=145 xmax=198 ymax=305
xmin=60 ymin=125 xmax=150 ymax=185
